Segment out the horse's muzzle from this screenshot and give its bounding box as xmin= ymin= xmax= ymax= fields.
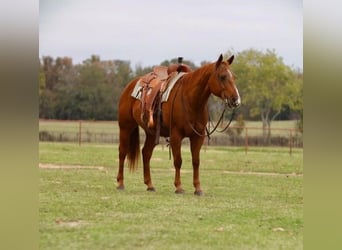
xmin=225 ymin=96 xmax=241 ymax=108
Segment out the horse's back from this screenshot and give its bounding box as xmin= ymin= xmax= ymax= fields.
xmin=118 ymin=78 xmax=140 ymax=126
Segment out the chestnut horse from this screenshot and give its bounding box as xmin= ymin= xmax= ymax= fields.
xmin=116 ymin=54 xmax=241 ymax=195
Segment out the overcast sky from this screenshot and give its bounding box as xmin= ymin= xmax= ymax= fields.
xmin=39 ymin=0 xmax=302 ymax=69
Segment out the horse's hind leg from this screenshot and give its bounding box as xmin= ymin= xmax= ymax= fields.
xmin=116 ymin=127 xmax=131 ymax=190
xmin=142 ymin=134 xmax=157 ymax=191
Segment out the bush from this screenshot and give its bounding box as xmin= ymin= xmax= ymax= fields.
xmin=39 ymin=131 xmax=55 ymax=141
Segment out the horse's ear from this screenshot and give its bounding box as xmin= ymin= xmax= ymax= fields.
xmin=227 ymin=55 xmax=234 ymax=65
xmin=216 ymin=54 xmax=223 ymax=68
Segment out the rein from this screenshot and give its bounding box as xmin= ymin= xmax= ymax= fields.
xmin=166 ymin=72 xmax=237 ymax=159
xmin=190 ymin=103 xmax=237 ymax=138
xmin=179 ymin=83 xmax=237 ymax=139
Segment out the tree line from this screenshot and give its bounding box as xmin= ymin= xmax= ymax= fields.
xmin=39 ymin=49 xmax=303 ymax=133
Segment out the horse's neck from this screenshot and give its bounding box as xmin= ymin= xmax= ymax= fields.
xmin=182 ymin=65 xmax=213 ymax=111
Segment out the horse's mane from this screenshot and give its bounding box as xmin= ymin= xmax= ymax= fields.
xmin=180 ymin=62 xmax=215 ymax=86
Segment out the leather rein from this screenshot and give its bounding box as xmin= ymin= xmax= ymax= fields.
xmin=165 ymin=75 xmax=237 ymax=159
xmin=174 ymin=80 xmax=237 ymax=140
xmin=186 ymin=98 xmax=237 ymax=139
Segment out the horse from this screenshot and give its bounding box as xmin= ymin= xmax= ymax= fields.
xmin=116 ymin=54 xmax=241 ymax=195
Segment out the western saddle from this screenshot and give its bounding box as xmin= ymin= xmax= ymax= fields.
xmin=138 ymin=58 xmax=192 ymax=143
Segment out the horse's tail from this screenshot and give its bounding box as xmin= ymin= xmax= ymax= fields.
xmin=127 ymin=126 xmax=140 ymax=172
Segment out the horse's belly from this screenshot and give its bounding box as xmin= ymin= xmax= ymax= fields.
xmin=159 ymin=125 xmax=170 ymax=137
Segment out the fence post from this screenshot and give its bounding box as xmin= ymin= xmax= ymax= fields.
xmin=289 ymin=129 xmax=292 ymax=155
xmin=245 ymin=127 xmax=248 ymax=154
xmin=78 ymin=121 xmax=82 ymax=146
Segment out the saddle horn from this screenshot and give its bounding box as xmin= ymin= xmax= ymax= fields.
xmin=177 ymin=57 xmax=183 ymax=72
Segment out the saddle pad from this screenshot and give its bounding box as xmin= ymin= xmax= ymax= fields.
xmin=131 ymin=79 xmax=143 ymax=100
xmin=161 ymin=72 xmax=187 ymax=102
xmin=130 ymin=72 xmax=187 ymax=102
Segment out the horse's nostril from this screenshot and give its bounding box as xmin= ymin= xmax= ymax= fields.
xmin=232 ymin=97 xmax=240 ymax=107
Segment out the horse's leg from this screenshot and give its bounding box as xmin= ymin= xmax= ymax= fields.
xmin=170 ymin=132 xmax=184 ymax=193
xmin=142 ymin=134 xmax=157 ymax=191
xmin=190 ymin=135 xmax=205 ymax=196
xmin=116 ymin=127 xmax=131 ymax=190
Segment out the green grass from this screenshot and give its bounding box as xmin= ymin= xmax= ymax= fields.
xmin=39 ymin=142 xmax=303 ymax=174
xmin=39 ymin=120 xmax=118 ymax=133
xmin=244 ymin=120 xmax=297 ymax=129
xmin=39 ymin=142 xmax=303 ymax=249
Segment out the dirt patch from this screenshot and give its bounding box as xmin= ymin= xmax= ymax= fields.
xmin=39 ymin=163 xmax=302 ymax=177
xmin=151 ymin=157 xmax=163 ymax=161
xmin=39 ymin=163 xmax=106 ymax=171
xmin=222 ymin=170 xmax=302 ymax=177
xmin=55 ymin=219 xmax=88 ymax=228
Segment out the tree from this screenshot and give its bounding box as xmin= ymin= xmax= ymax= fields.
xmin=134 ymin=64 xmax=153 ymax=77
xmin=227 ymin=48 xmax=303 ymax=142
xmin=39 ymin=56 xmax=78 ymax=119
xmin=292 ymin=70 xmax=303 ymax=133
xmin=39 ymin=63 xmax=45 ymax=95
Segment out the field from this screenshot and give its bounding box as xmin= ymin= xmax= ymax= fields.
xmin=39 ymin=142 xmax=303 ymax=249
xmin=39 ymin=119 xmax=299 ymax=136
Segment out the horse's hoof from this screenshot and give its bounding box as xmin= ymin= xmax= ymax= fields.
xmin=175 ymin=189 xmax=185 ymax=194
xmin=194 ymin=190 xmax=203 ymax=196
xmin=117 ymin=185 xmax=125 ymax=191
xmin=146 ymin=187 xmax=156 ymax=192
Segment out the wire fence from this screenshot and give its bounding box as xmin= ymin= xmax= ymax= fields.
xmin=39 ymin=119 xmax=303 ymax=154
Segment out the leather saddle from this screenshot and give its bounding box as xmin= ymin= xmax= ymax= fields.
xmin=138 ymin=62 xmax=192 ymax=136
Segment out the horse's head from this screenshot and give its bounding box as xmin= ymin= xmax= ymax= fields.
xmin=208 ymin=54 xmax=241 ymax=108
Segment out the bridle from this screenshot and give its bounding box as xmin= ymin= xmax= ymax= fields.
xmin=187 ymin=97 xmax=237 ymax=139
xmin=178 ymin=82 xmax=238 ymax=139
xmin=166 ymin=73 xmax=238 ymax=159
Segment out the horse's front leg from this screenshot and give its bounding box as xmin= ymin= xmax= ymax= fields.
xmin=190 ymin=135 xmax=205 ymax=195
xmin=142 ymin=134 xmax=157 ymax=191
xmin=170 ymin=133 xmax=184 ymax=193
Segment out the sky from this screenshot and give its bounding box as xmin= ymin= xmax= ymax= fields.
xmin=39 ymin=0 xmax=302 ymax=69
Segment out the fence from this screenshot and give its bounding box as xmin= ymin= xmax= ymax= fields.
xmin=39 ymin=119 xmax=302 ymax=154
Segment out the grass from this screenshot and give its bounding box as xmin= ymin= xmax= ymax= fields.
xmin=39 ymin=120 xmax=298 ymax=132
xmin=39 ymin=120 xmax=117 ymax=133
xmin=39 ymin=142 xmax=303 ymax=174
xmin=39 ymin=142 xmax=303 ymax=249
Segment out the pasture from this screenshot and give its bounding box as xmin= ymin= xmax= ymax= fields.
xmin=39 ymin=142 xmax=303 ymax=249
xmin=39 ymin=119 xmax=299 ymax=137
xmin=39 ymin=119 xmax=302 ymax=148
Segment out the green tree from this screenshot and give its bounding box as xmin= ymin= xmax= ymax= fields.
xmin=79 ymin=55 xmax=106 ymax=86
xmin=58 ymin=55 xmax=117 ymax=120
xmin=292 ymin=70 xmax=303 ymax=133
xmin=227 ymin=48 xmax=302 ymax=142
xmin=39 ymin=56 xmax=78 ymax=119
xmin=42 ymin=56 xmax=58 ymax=90
xmin=39 ymin=64 xmax=45 ymax=95
xmin=134 ymin=64 xmax=153 ymax=77
xmin=113 ymin=60 xmax=134 ymax=89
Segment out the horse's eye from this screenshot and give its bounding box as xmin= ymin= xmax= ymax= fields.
xmin=220 ymin=75 xmax=227 ymax=81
